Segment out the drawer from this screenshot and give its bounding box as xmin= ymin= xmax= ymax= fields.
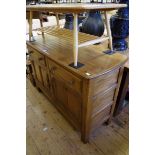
xmin=91 ymin=105 xmax=112 ymax=132
xmin=28 ymin=47 xmax=46 ymax=66
xmin=48 ymin=60 xmax=82 ymax=94
xmin=92 ymin=69 xmax=119 ymax=96
xmin=91 ymin=86 xmax=116 ymax=117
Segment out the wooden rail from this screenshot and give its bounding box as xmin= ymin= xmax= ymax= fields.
xmin=36 ymin=27 xmax=108 ymax=45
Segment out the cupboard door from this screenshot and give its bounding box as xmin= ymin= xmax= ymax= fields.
xmin=31 ymin=60 xmax=42 ymax=84
xmin=53 ymin=77 xmax=81 ymax=123
xmin=40 ymin=66 xmax=50 ymax=90
xmin=53 ymin=78 xmax=68 ymax=108
xmin=30 ymin=58 xmax=50 ymax=92
xmin=67 ymin=89 xmax=81 ymax=123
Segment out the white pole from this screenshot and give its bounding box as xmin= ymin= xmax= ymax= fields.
xmin=73 ymin=13 xmax=78 ymax=67
xmin=104 ymin=11 xmax=113 ymax=51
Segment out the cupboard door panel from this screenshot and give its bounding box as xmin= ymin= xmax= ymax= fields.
xmin=40 ymin=68 xmax=50 ymax=90
xmin=31 ymin=60 xmax=42 ymax=83
xmin=54 ymin=78 xmax=68 ymax=108
xmin=48 ymin=60 xmax=82 ymax=94
xmin=67 ymin=89 xmax=81 ymax=122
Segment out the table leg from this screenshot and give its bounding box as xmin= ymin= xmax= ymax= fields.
xmin=56 ymin=13 xmax=60 ymax=28
xmin=69 ymin=13 xmax=84 ymax=69
xmin=73 ymin=13 xmax=78 ymax=67
xmin=29 ymin=11 xmax=33 ymax=41
xmin=104 ymin=11 xmax=113 ymax=51
xmin=39 ymin=16 xmax=44 ymax=37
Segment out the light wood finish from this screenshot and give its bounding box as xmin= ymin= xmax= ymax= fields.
xmin=27 ymin=4 xmax=127 ymax=66
xmin=26 ymin=11 xmax=45 ymax=36
xmin=27 ymin=34 xmax=127 ymax=79
xmin=73 ymin=13 xmax=78 ymax=66
xmin=36 ymin=26 xmax=100 ymax=44
xmin=29 ymin=11 xmax=33 ymax=41
xmin=104 ymin=11 xmax=113 ymax=51
xmin=37 ymin=26 xmax=109 ymax=48
xmin=27 ymin=78 xmax=129 ymax=155
xmin=39 ymin=16 xmax=44 ymax=36
xmin=78 ymin=37 xmax=109 ymax=48
xmin=55 ymin=13 xmax=60 ymax=27
xmin=26 ymin=3 xmax=127 ymax=13
xmin=27 ymin=34 xmax=127 ymax=143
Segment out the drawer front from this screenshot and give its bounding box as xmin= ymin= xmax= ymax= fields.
xmin=91 ymin=105 xmax=112 ymax=131
xmin=28 ymin=47 xmax=46 ymax=66
xmin=48 ymin=60 xmax=82 ymax=94
xmin=92 ymin=69 xmax=119 ymax=96
xmin=91 ymin=87 xmax=116 ymax=117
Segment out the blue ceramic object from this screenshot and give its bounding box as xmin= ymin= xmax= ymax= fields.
xmin=110 ymin=0 xmax=129 ymax=51
xmin=81 ymin=11 xmax=104 ymax=37
xmin=64 ymin=13 xmax=84 ymax=30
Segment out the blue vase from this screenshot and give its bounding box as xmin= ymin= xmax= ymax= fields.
xmin=81 ymin=11 xmax=104 ymax=37
xmin=110 ymin=0 xmax=129 ymax=51
xmin=64 ymin=13 xmax=84 ymax=30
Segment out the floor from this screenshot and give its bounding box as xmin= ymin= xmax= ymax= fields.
xmin=26 ymin=79 xmax=129 ymax=155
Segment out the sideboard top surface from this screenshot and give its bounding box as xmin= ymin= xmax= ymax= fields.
xmin=27 ymin=34 xmax=127 ymax=79
xmin=26 ymin=3 xmax=127 ymax=13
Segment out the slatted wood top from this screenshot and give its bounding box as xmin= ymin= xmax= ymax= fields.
xmin=35 ymin=27 xmax=107 ymax=44
xmin=26 ymin=3 xmax=127 ymax=13
xmin=27 ymin=34 xmax=127 ymax=79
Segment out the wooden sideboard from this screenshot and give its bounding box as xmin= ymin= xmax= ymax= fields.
xmin=27 ymin=32 xmax=127 ymax=143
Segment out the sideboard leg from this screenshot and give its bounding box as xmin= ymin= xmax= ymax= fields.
xmin=104 ymin=11 xmax=113 ymax=51
xmin=108 ymin=67 xmax=124 ymax=123
xmin=81 ymin=133 xmax=90 ymax=144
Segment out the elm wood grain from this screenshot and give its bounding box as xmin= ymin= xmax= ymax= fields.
xmin=48 ymin=59 xmax=82 ymax=93
xmin=90 ymin=68 xmax=119 ymax=96
xmin=27 ymin=34 xmax=127 ymax=79
xmin=26 ymin=3 xmax=127 ymax=13
xmin=81 ymin=78 xmax=93 ymax=143
xmin=27 ymin=34 xmax=127 ymax=143
xmin=36 ymin=26 xmax=103 ymax=44
xmin=52 ymin=77 xmax=82 ymax=129
xmin=29 ymin=50 xmax=51 ymax=99
xmin=27 ymin=78 xmax=129 ymax=155
xmin=91 ymin=86 xmax=116 ymax=117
